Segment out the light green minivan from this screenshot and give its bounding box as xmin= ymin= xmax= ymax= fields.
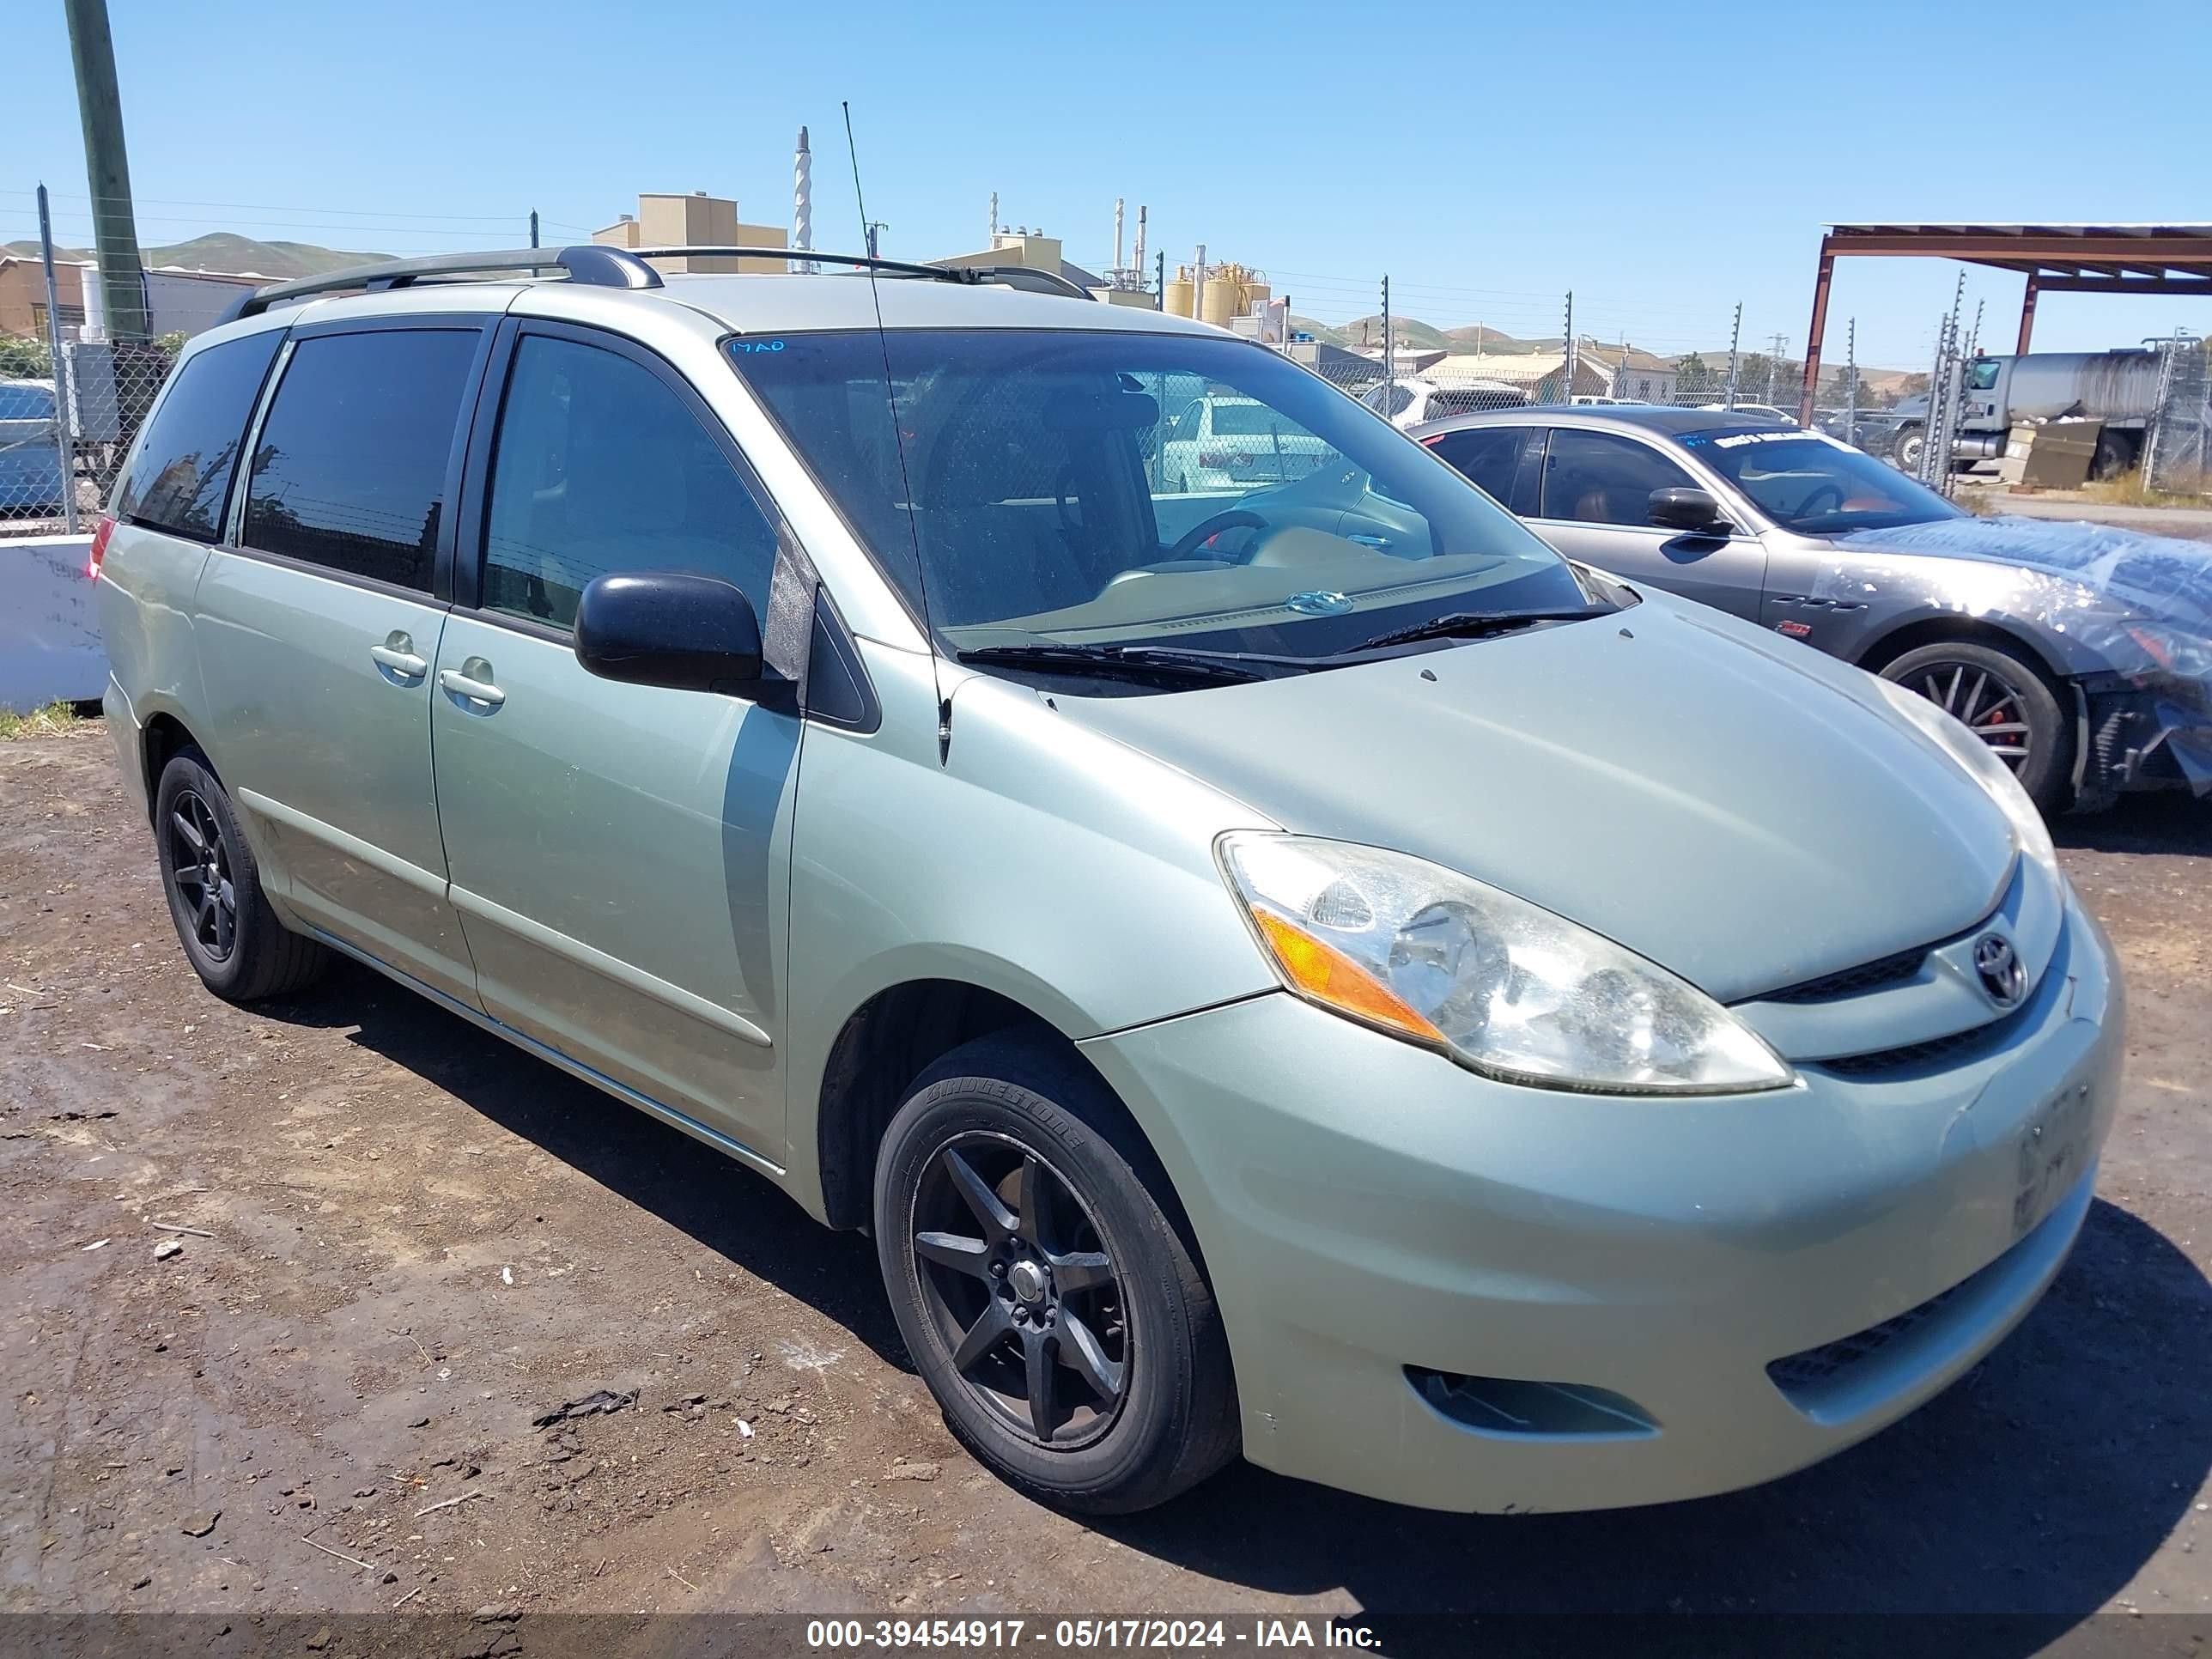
xmin=97 ymin=246 xmax=2120 ymax=1515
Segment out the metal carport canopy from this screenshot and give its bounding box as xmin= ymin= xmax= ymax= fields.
xmin=1797 ymin=222 xmax=2212 ymax=425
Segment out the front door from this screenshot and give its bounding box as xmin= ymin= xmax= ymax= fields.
xmin=428 ymin=322 xmax=799 ymax=1164
xmin=1528 ymin=426 xmax=1769 ymax=620
xmin=193 ymin=321 xmax=487 ymax=1005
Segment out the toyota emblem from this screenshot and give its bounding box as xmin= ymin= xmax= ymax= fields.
xmin=1973 ymin=933 xmax=2027 ymax=1008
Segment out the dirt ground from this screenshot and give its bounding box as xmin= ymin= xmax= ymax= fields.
xmin=3 ymin=721 xmax=2209 ymax=1641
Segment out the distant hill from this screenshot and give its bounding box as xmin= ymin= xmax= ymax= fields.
xmin=3 ymin=232 xmax=391 ymax=280
xmin=1287 ymin=314 xmax=1550 ymax=354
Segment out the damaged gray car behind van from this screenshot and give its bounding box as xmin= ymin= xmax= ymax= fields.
xmin=1414 ymin=404 xmax=2212 ymax=811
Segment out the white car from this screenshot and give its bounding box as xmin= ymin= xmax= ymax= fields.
xmin=1697 ymin=401 xmax=1795 ymax=424
xmin=1361 ymin=376 xmax=1529 ymax=429
xmin=1158 ymin=394 xmax=1333 ymax=492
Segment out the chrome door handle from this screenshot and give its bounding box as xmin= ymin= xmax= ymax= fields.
xmin=439 ymin=667 xmax=506 ymax=708
xmin=1347 ymin=533 xmax=1393 ymax=549
xmin=369 ymin=643 xmax=428 ymax=678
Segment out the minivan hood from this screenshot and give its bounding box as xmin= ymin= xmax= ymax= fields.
xmin=1053 ymin=592 xmax=2017 ymax=1003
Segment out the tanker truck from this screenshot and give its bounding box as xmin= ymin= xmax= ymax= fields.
xmin=1892 ymin=347 xmax=2164 ymax=479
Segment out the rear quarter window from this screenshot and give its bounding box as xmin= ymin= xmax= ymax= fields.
xmin=111 ymin=331 xmax=284 ymax=542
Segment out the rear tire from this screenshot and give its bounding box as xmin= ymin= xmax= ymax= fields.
xmin=154 ymin=748 xmax=330 ymax=1001
xmin=1877 ymin=640 xmax=2074 ymax=815
xmin=2091 ymin=430 xmax=2136 ymax=482
xmin=873 ymin=1032 xmax=1238 ymax=1513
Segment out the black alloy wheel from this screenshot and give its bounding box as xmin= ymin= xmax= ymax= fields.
xmin=872 ymin=1033 xmax=1239 ymax=1512
xmin=166 ymin=787 xmax=238 ymax=963
xmin=153 ymin=747 xmax=329 ymax=1000
xmin=910 ymin=1133 xmax=1129 ymax=1448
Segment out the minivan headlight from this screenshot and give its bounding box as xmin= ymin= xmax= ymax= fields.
xmin=1872 ymin=674 xmax=2056 ymax=875
xmin=1215 ymin=834 xmax=1794 ymax=1095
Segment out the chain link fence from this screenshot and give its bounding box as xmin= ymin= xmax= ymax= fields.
xmin=1 ymin=331 xmax=177 ymax=535
xmin=1291 ymin=346 xmax=1919 ymax=463
xmin=2143 ymin=338 xmax=2211 ymax=497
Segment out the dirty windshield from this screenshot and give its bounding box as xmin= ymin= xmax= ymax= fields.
xmin=1679 ymin=428 xmax=1963 ymax=537
xmin=728 ymin=328 xmax=1593 ymax=663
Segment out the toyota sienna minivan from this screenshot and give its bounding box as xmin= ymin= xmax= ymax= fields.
xmin=94 ymin=246 xmax=2122 ymax=1515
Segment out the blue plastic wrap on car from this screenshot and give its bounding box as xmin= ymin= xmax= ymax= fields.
xmin=1819 ymin=516 xmax=2212 ymax=792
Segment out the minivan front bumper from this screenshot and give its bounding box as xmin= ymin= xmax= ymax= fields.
xmin=1078 ymin=889 xmax=2122 ymax=1513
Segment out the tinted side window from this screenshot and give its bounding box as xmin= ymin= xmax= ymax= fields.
xmin=1540 ymin=428 xmax=1695 ymax=526
xmin=242 ymin=329 xmax=477 ymax=588
xmin=480 ymin=334 xmax=779 ymax=630
xmin=112 ymin=331 xmax=283 ymax=542
xmin=1428 ymin=427 xmax=1529 ymax=505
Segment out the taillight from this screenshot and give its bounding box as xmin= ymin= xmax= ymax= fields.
xmin=86 ymin=514 xmax=115 ymax=580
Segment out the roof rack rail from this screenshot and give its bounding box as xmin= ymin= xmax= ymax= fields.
xmin=221 ymin=245 xmax=663 ymax=323
xmin=218 ymin=240 xmax=1103 ymax=325
xmin=933 ymin=263 xmax=1098 ymax=301
xmin=629 ymin=246 xmax=1094 ymax=298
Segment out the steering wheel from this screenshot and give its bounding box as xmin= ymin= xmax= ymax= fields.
xmin=1795 ymin=482 xmax=1845 ymax=518
xmin=1168 ymin=508 xmax=1268 ymax=562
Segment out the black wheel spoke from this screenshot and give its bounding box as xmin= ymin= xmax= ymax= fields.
xmin=951 ymin=1297 xmax=1014 ymax=1371
xmin=1023 ymin=1328 xmax=1058 ymax=1440
xmin=915 ymin=1230 xmax=994 ymax=1279
xmin=193 ymin=893 xmax=216 ymax=937
xmin=1054 ymin=1309 xmax=1124 ymax=1403
xmin=172 ymin=810 xmax=205 ymax=855
xmin=1048 ymin=1249 xmax=1113 ymax=1294
xmin=941 ymin=1149 xmax=1018 ymax=1243
xmin=1018 ymin=1155 xmax=1056 ymax=1250
xmin=173 ymin=866 xmax=206 ymax=895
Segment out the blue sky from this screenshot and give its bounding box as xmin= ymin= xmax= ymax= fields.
xmin=8 ymin=0 xmax=2207 ymax=370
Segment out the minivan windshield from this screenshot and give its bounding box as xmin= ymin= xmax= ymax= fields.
xmin=1676 ymin=428 xmax=1963 ymax=536
xmin=729 ymin=329 xmax=1595 ymax=669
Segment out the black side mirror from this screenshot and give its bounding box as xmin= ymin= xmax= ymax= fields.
xmin=574 ymin=572 xmax=763 ymax=696
xmin=1648 ymin=486 xmax=1732 ymax=534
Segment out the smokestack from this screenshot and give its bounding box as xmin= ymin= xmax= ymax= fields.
xmin=1132 ymin=206 xmax=1147 ymax=282
xmin=793 ymin=126 xmax=812 ymax=273
xmin=1113 ymin=198 xmax=1125 ymax=272
xmin=989 ymin=191 xmax=999 ymax=239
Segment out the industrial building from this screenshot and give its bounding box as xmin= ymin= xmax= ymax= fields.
xmin=592 ymin=191 xmax=788 ymax=273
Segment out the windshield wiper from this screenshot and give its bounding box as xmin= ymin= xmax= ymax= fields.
xmin=954 ymin=643 xmax=1276 ymax=685
xmin=1352 ymin=605 xmax=1614 ymax=653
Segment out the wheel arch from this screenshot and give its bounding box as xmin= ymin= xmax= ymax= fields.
xmin=140 ymin=710 xmax=210 ymax=821
xmin=1850 ymin=610 xmax=2077 ymax=688
xmin=809 ymin=975 xmax=1208 ymax=1265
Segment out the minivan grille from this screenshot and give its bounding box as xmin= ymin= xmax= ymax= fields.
xmin=1765 ymin=946 xmax=1929 ymax=1004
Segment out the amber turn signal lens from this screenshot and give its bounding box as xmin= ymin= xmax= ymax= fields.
xmin=1253 ymin=909 xmax=1443 ymax=1043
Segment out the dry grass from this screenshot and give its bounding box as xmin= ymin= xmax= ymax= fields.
xmin=0 ymin=701 xmax=88 ymax=741
xmin=2081 ymin=467 xmax=2209 ymax=509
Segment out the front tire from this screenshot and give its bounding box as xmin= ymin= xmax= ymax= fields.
xmin=1893 ymin=425 xmax=1925 ymax=475
xmin=1877 ymin=640 xmax=2074 ymax=814
xmin=154 ymin=748 xmax=330 ymax=1001
xmin=873 ymin=1033 xmax=1238 ymax=1513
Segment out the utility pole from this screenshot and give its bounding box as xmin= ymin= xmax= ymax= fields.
xmin=865 ymin=221 xmax=887 ymax=258
xmin=1193 ymin=245 xmax=1206 ymax=325
xmin=1381 ymin=274 xmax=1394 ymax=391
xmin=37 ymin=184 xmax=80 ymax=533
xmin=1723 ymin=301 xmax=1743 ymax=410
xmin=63 ymin=0 xmax=149 ymax=341
xmin=528 ymin=210 xmax=539 ymax=249
xmin=1844 ymin=317 xmax=1858 ymax=446
xmin=1154 ymin=249 xmax=1164 ymax=309
xmin=1764 ymin=332 xmax=1788 ymax=407
xmin=1562 ymin=292 xmax=1576 ymax=401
